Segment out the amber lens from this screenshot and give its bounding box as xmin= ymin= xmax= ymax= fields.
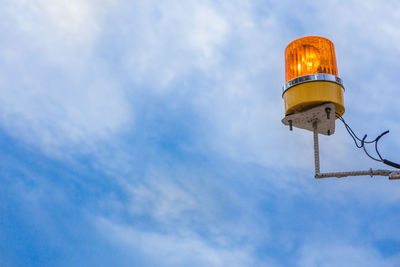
xmin=285 ymin=36 xmax=338 ymax=82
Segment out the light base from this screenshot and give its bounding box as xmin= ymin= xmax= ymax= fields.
xmin=283 ymin=80 xmax=345 ymax=116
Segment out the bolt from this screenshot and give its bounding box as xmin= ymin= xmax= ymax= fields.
xmin=288 ymin=120 xmax=293 ymax=131
xmin=325 ymin=107 xmax=331 ymax=120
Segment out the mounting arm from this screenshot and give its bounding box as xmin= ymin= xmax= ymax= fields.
xmin=312 ymin=122 xmax=400 ymax=180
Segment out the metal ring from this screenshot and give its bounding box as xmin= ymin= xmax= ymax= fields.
xmin=282 ymin=74 xmax=344 ymax=95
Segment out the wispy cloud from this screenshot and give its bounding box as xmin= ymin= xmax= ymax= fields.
xmin=0 ymin=0 xmax=131 ymax=153
xmin=298 ymin=241 xmax=400 ymax=267
xmin=98 ymin=218 xmax=263 ymax=267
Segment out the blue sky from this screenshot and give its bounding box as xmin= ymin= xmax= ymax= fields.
xmin=1 ymin=0 xmax=400 ymax=266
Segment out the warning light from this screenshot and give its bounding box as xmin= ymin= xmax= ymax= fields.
xmin=282 ymin=36 xmax=345 ymax=117
xmin=280 ymin=36 xmax=400 ymax=180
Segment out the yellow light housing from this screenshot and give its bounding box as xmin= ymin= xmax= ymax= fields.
xmin=282 ymin=36 xmax=345 ymax=116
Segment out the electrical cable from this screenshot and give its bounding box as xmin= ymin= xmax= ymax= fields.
xmin=361 ymin=135 xmax=381 ymax=162
xmin=335 ymin=113 xmax=400 ymax=169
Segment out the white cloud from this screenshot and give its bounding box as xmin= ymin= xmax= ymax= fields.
xmin=116 ymin=0 xmax=232 ymax=88
xmin=97 ymin=217 xmax=265 ymax=267
xmin=298 ymin=241 xmax=400 ymax=267
xmin=125 ymin=176 xmax=198 ymax=222
xmin=3 ymin=0 xmax=107 ymax=62
xmin=186 ymin=5 xmax=230 ymax=65
xmin=0 ymin=0 xmax=132 ymax=153
xmin=116 ymin=166 xmax=271 ymax=242
xmin=88 ymin=164 xmax=282 ymax=266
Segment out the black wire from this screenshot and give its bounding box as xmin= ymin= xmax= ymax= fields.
xmin=374 ymin=130 xmax=389 ymax=161
xmin=335 ymin=113 xmax=375 ymax=144
xmin=336 ymin=113 xmax=400 ymax=169
xmin=335 ymin=114 xmax=360 ymax=147
xmin=361 ymin=134 xmax=381 ymax=162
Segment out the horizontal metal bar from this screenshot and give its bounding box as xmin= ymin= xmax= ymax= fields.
xmin=315 ymin=169 xmax=395 ymax=179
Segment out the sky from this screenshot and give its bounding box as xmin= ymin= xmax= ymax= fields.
xmin=1 ymin=0 xmax=400 ymax=266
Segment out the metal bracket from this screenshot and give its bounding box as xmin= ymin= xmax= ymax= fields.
xmin=282 ymin=103 xmax=335 ymax=136
xmin=312 ymin=120 xmax=400 ymax=180
xmin=282 ymin=103 xmax=399 ymax=180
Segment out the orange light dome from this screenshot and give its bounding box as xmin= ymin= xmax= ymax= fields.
xmin=285 ymin=36 xmax=338 ymax=82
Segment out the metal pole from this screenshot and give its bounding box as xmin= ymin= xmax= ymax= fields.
xmin=313 ymin=121 xmax=320 ymax=175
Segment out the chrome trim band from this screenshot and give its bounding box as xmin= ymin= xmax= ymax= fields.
xmin=282 ymin=74 xmax=344 ymax=95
